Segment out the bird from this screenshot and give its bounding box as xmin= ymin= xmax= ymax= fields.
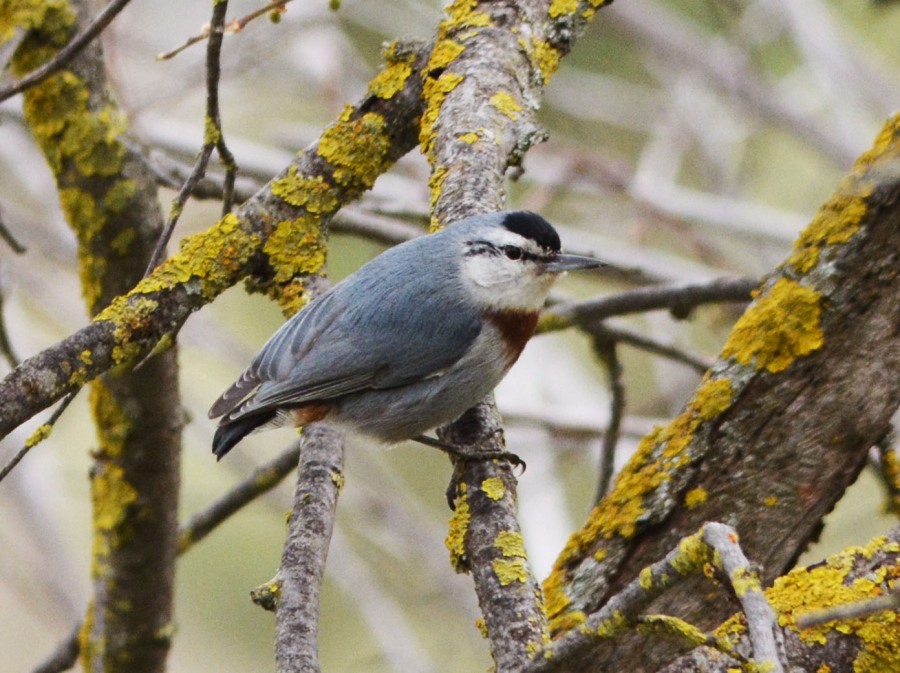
xmin=209 ymin=210 xmax=603 ymax=459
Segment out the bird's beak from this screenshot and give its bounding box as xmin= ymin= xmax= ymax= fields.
xmin=544 ymin=253 xmax=607 ymax=273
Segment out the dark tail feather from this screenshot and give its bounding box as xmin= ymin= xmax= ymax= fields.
xmin=212 ymin=411 xmax=276 ymax=460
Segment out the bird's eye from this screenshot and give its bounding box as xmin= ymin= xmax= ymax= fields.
xmin=503 ymin=246 xmax=522 ymax=260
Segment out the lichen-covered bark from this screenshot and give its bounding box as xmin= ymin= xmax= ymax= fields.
xmin=655 ymin=527 xmax=900 ymax=673
xmin=6 ymin=2 xmax=183 ymax=672
xmin=539 ymin=115 xmax=900 ymax=672
xmin=0 ymin=40 xmax=429 ymax=441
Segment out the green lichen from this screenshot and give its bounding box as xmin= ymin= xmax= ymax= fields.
xmin=317 ymin=108 xmax=392 ymax=192
xmin=103 ymin=179 xmax=136 ymax=214
xmin=1 ymin=0 xmax=74 ymax=46
xmin=722 ymin=278 xmax=823 ymax=374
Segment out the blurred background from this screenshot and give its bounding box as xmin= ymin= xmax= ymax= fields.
xmin=1 ymin=0 xmax=898 ymax=671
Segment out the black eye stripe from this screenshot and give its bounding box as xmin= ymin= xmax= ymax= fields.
xmin=464 ymin=240 xmax=551 ymax=263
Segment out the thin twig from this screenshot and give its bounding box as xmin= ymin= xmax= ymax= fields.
xmin=0 ymin=209 xmax=27 ymax=253
xmin=589 ymin=322 xmax=712 ymax=374
xmin=592 ymin=334 xmax=625 ymax=503
xmin=797 ymin=588 xmax=900 ymax=629
xmin=0 ymin=291 xmax=21 ymax=369
xmin=267 ymin=425 xmax=344 ymax=672
xmin=144 ymin=0 xmax=236 ymax=276
xmin=701 ymin=523 xmax=785 ymax=673
xmin=543 ymin=276 xmax=757 ymax=328
xmin=158 ymin=0 xmax=294 ymax=60
xmin=0 ymin=391 xmax=77 ymax=485
xmin=31 ymin=624 xmax=81 ymax=673
xmin=0 ymin=0 xmax=133 ymax=105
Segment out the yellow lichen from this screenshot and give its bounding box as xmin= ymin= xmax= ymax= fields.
xmin=639 ymin=565 xmax=654 ymax=590
xmin=458 ymin=131 xmax=480 ymax=144
xmin=764 ymin=495 xmax=779 ymax=508
xmin=684 ymin=487 xmax=709 ymax=509
xmin=764 ymin=536 xmax=900 ymax=673
xmin=670 ymin=530 xmax=711 ymax=576
xmin=420 ymin=71 xmax=465 ymax=157
xmin=596 ymin=610 xmax=629 ymax=638
xmin=25 ymin=423 xmax=53 ymax=448
xmin=490 ymin=91 xmax=522 ymax=120
xmin=317 ymin=110 xmax=391 ymax=192
xmin=722 ymin=278 xmax=824 ymax=374
xmin=548 ymin=0 xmax=578 ymax=17
xmin=428 ymin=39 xmax=465 ymax=72
xmin=443 ymin=0 xmax=492 ymax=28
xmin=270 ymin=168 xmax=339 ymax=214
xmin=492 ymin=557 xmax=528 ymax=585
xmin=494 ymin=530 xmax=526 ymax=557
xmin=482 ymin=476 xmax=506 ymax=501
xmin=368 ymin=59 xmax=413 ymax=99
xmin=445 ymin=485 xmax=470 ymax=572
xmin=330 ymin=470 xmax=345 ymax=492
xmin=262 ymin=215 xmax=327 ymax=316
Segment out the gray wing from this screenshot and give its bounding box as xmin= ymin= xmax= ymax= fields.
xmin=210 ymin=234 xmax=481 ymax=421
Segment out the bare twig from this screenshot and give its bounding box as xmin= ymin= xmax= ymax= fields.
xmin=267 ymin=424 xmax=344 ymax=673
xmin=0 ymin=391 xmax=76 ymax=485
xmin=589 ymin=322 xmax=712 ymax=374
xmin=592 ymin=334 xmax=625 ymax=503
xmin=0 ymin=208 xmax=26 ymax=253
xmin=158 ymin=0 xmax=294 ymax=60
xmin=797 ymin=588 xmax=900 ymax=629
xmin=178 ymin=441 xmax=302 ymax=553
xmin=31 ymin=624 xmax=80 ymax=673
xmin=144 ymin=0 xmax=237 ymax=275
xmin=543 ymin=276 xmax=757 ymax=329
xmin=0 ymin=0 xmax=133 ymax=104
xmin=0 ymin=291 xmax=21 ymax=369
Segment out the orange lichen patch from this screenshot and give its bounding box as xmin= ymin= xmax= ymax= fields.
xmin=722 ymin=278 xmax=823 ymax=374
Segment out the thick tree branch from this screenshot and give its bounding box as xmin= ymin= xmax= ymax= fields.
xmin=0 ymin=40 xmax=429 ymax=442
xmin=541 ymin=115 xmax=900 ymax=672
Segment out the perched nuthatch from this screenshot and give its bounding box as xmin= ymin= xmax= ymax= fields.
xmin=209 ymin=210 xmax=602 ymax=458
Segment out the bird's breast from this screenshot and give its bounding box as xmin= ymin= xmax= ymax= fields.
xmin=483 ymin=309 xmax=540 ymax=363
